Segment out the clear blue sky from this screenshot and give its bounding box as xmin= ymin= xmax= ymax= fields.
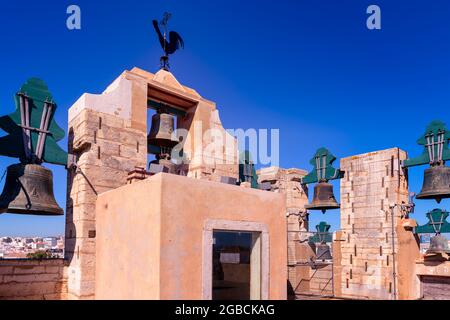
xmin=0 ymin=0 xmax=449 ymax=236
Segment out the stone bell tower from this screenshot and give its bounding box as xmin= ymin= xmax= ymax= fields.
xmin=65 ymin=67 xmax=239 ymax=299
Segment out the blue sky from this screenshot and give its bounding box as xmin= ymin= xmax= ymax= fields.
xmin=0 ymin=0 xmax=449 ymax=236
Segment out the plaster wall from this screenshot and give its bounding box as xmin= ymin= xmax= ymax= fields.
xmin=95 ymin=173 xmax=287 ymax=300
xmin=396 ymin=218 xmax=421 ymax=300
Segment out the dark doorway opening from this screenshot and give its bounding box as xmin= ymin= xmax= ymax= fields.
xmin=212 ymin=231 xmax=252 ymax=300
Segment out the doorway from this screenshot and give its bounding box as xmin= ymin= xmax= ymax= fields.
xmin=212 ymin=231 xmax=261 ymax=300
xmin=203 ymin=220 xmax=269 ymax=300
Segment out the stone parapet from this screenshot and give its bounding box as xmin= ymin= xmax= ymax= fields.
xmin=0 ymin=259 xmax=67 ymax=300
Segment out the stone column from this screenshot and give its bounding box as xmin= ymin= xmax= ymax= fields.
xmin=336 ymin=148 xmax=409 ymax=300
xmin=65 ymin=72 xmax=147 ymax=299
xmin=257 ymin=167 xmax=309 ymax=296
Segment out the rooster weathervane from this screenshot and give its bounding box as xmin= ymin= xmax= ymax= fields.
xmin=152 ymin=12 xmax=184 ymax=71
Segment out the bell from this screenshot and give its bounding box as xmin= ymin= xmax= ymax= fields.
xmin=316 ymin=243 xmax=332 ymax=260
xmin=147 ymin=112 xmax=179 ymax=148
xmin=427 ymin=234 xmax=450 ymax=254
xmin=149 ymin=158 xmax=177 ymax=174
xmin=305 ymin=182 xmax=340 ymax=212
xmin=0 ymin=163 xmax=63 ymax=216
xmin=416 ymin=165 xmax=450 ymax=203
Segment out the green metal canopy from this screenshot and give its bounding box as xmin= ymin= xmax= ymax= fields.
xmin=239 ymin=150 xmax=259 ymax=189
xmin=403 ymin=120 xmax=450 ymax=168
xmin=0 ymin=78 xmax=67 ymax=166
xmin=302 ymin=147 xmax=344 ymax=185
xmin=309 ymin=221 xmax=333 ymax=243
xmin=415 ymin=209 xmax=450 ymax=234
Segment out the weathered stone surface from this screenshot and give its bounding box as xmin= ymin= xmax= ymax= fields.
xmin=67 ymin=88 xmax=147 ymax=299
xmin=334 ymin=148 xmax=409 ymax=300
xmin=0 ymin=260 xmax=66 ymax=300
xmin=257 ymin=166 xmax=310 ymax=297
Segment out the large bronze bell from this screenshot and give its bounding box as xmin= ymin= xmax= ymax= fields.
xmin=0 ymin=164 xmax=63 ymax=216
xmin=147 ymin=112 xmax=179 ymax=148
xmin=305 ymin=182 xmax=340 ymax=212
xmin=316 ymin=243 xmax=333 ymax=260
xmin=416 ymin=165 xmax=450 ymax=203
xmin=427 ymin=234 xmax=450 ymax=254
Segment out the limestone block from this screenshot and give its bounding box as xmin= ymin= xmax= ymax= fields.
xmin=13 ymin=266 xmax=46 ymax=275
xmin=0 ymin=267 xmax=13 ymax=275
xmin=65 ymin=238 xmax=96 ymax=256
xmin=3 ymin=273 xmax=60 ymax=284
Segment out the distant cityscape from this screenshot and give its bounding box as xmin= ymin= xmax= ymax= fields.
xmin=0 ymin=236 xmax=64 ymax=259
xmin=0 ymin=234 xmax=446 ymax=260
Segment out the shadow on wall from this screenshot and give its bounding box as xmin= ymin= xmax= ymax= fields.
xmin=287 ymin=280 xmax=295 ymax=300
xmin=65 ymin=127 xmax=76 ymax=264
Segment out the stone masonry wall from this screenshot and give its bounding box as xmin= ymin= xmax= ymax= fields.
xmin=66 ymin=109 xmax=146 ymax=299
xmin=257 ymin=166 xmax=309 ymax=296
xmin=309 ymin=264 xmax=333 ymax=296
xmin=335 ymin=148 xmax=409 ymax=300
xmin=0 ymin=259 xmax=67 ymax=300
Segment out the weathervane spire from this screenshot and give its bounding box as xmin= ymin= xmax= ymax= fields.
xmin=152 ymin=12 xmax=184 ymax=71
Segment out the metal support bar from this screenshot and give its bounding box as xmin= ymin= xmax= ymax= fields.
xmin=424 ymin=132 xmax=445 ymax=165
xmin=390 ymin=205 xmax=397 ymax=300
xmin=147 ymin=99 xmax=187 ymax=118
xmin=24 ymin=95 xmax=31 ymax=155
xmin=17 ymin=93 xmax=55 ymax=163
xmin=18 ymin=93 xmax=31 ymax=160
xmin=403 ymin=121 xmax=450 ymax=168
xmin=18 ymin=125 xmax=52 ymax=135
xmin=35 ymin=102 xmax=53 ymax=161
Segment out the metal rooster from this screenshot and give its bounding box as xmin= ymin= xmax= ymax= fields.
xmin=152 ymin=13 xmax=184 ymax=70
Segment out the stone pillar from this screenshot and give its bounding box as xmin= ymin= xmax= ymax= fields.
xmin=396 ymin=218 xmax=421 ymax=300
xmin=257 ymin=167 xmax=309 ymax=296
xmin=65 ymin=71 xmax=147 ymax=299
xmin=335 ymin=148 xmax=409 ymax=300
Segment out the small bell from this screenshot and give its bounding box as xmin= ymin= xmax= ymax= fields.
xmin=305 ymin=181 xmax=340 ymax=213
xmin=147 ymin=112 xmax=179 ymax=148
xmin=427 ymin=234 xmax=450 ymax=255
xmin=0 ymin=163 xmax=63 ymax=216
xmin=416 ymin=165 xmax=450 ymax=203
xmin=316 ymin=242 xmax=333 ymax=261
